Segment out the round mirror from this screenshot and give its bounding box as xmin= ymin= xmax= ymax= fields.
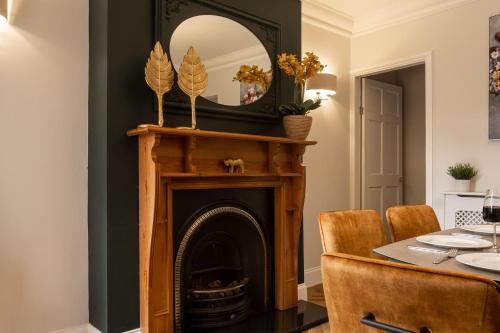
xmin=170 ymin=15 xmax=272 ymax=106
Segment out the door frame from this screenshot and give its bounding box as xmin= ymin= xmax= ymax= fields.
xmin=349 ymin=51 xmax=433 ymax=209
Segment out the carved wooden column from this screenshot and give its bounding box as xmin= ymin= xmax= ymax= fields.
xmin=137 ymin=134 xmax=173 ymax=332
xmin=128 ymin=127 xmax=316 ymax=332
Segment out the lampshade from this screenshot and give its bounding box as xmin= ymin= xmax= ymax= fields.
xmin=306 ymin=73 xmax=337 ymax=96
xmin=0 ymin=0 xmax=7 ymax=21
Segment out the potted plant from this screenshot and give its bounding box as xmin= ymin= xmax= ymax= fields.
xmin=447 ymin=162 xmax=478 ymax=192
xmin=277 ymin=52 xmax=325 ymax=140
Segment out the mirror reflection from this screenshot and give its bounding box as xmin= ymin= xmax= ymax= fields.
xmin=170 ymin=15 xmax=272 ymax=106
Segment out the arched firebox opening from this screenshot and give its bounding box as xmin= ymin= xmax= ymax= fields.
xmin=175 ymin=205 xmax=270 ymax=331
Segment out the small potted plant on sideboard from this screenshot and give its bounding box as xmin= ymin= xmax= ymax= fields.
xmin=277 ymin=52 xmax=324 ymax=140
xmin=447 ymin=162 xmax=478 ymax=192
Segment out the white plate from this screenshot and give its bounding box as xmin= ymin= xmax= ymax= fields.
xmin=416 ymin=235 xmax=492 ymax=249
xmin=455 ymin=253 xmax=500 ymax=272
xmin=459 ymin=224 xmax=500 ymax=235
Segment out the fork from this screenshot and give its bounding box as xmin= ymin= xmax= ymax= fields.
xmin=433 ymin=248 xmax=459 ymax=264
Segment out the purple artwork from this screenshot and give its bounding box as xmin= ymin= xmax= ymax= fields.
xmin=489 ymin=14 xmax=500 ymax=139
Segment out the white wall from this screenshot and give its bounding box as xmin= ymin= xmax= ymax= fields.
xmin=351 ymin=0 xmax=500 ymax=222
xmin=0 ymin=1 xmax=89 ymax=332
xmin=302 ymin=22 xmax=351 ymax=284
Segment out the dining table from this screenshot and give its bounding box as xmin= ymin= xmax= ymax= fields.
xmin=373 ymin=227 xmax=500 ymax=282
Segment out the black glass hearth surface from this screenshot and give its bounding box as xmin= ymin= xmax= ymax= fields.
xmin=191 ymin=300 xmax=328 ymax=333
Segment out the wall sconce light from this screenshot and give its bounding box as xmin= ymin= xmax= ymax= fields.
xmin=0 ymin=0 xmax=7 ymax=21
xmin=306 ymin=73 xmax=337 ymax=100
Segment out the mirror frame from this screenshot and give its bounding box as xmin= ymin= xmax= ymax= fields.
xmin=155 ymin=0 xmax=282 ymax=121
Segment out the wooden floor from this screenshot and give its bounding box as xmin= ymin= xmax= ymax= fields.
xmin=305 ymin=284 xmax=329 ymax=333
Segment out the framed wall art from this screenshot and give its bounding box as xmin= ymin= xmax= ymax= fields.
xmin=489 ymin=14 xmax=500 ymax=139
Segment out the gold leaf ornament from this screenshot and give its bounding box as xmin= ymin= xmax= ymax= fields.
xmin=178 ymin=47 xmax=208 ymax=129
xmin=143 ymin=41 xmax=174 ymax=127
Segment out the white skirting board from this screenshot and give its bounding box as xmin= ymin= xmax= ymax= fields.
xmin=298 ymin=283 xmax=308 ymax=301
xmin=304 ymin=266 xmax=322 ymax=287
xmin=48 ymin=325 xmax=140 ymax=333
xmin=55 ymin=281 xmax=315 ymax=333
xmin=87 ymin=324 xmax=101 ymax=333
xmin=48 ymin=324 xmax=90 ymax=333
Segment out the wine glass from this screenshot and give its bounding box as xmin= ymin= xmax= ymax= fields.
xmin=482 ymin=189 xmax=500 ymax=253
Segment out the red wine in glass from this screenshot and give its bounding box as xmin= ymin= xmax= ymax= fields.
xmin=483 ymin=206 xmax=500 ymax=223
xmin=483 ymin=190 xmax=500 ymax=253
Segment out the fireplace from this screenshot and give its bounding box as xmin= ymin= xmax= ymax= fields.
xmin=174 ymin=197 xmax=273 ymax=331
xmin=128 ymin=127 xmax=316 ymax=332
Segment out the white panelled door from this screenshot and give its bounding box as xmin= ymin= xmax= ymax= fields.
xmin=361 ymin=78 xmax=403 ymax=216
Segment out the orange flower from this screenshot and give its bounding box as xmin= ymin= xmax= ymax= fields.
xmin=277 ymin=52 xmax=325 ymax=85
xmin=233 ymin=64 xmax=273 ymax=92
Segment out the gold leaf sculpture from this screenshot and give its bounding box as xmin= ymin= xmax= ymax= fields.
xmin=177 ymin=46 xmax=208 ymax=129
xmin=142 ymin=41 xmax=174 ymax=127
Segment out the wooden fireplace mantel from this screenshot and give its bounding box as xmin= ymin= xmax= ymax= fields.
xmin=127 ymin=126 xmax=316 ymax=332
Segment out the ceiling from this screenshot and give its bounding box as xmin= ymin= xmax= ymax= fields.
xmin=304 ymin=0 xmax=476 ymax=36
xmin=313 ymin=0 xmax=399 ymax=19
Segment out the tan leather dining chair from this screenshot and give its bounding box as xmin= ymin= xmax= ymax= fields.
xmin=322 ymin=252 xmax=500 ymax=333
xmin=386 ymin=204 xmax=441 ymax=242
xmin=318 ymin=210 xmax=388 ymax=259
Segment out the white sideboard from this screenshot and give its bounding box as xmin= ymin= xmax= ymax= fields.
xmin=443 ymin=192 xmax=486 ymax=229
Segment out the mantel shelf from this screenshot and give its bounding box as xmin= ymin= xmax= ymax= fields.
xmin=127 ymin=126 xmax=317 ymax=145
xmin=161 ymin=172 xmax=302 ymax=178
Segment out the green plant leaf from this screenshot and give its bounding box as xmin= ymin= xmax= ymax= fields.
xmin=302 ymin=99 xmax=315 ymax=109
xmin=308 ymin=99 xmax=322 ymax=110
xmin=447 ymin=163 xmax=478 ymax=180
xmin=279 ymin=99 xmax=322 ymax=116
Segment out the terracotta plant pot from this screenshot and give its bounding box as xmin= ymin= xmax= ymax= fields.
xmin=282 ymin=115 xmax=313 ymax=140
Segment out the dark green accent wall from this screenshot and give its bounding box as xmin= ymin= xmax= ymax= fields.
xmin=89 ymin=1 xmax=302 ymax=332
xmin=88 ymin=0 xmax=109 ymax=330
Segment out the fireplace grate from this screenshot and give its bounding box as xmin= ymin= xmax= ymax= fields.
xmin=188 ymin=276 xmax=251 ymax=329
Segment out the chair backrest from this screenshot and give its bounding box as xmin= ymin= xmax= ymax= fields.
xmin=386 ymin=204 xmax=441 ymax=242
xmin=321 ymin=252 xmax=500 ymax=333
xmin=318 ymin=210 xmax=388 ymax=258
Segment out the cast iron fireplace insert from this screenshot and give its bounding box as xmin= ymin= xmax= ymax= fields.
xmin=173 ymin=188 xmax=274 ymax=332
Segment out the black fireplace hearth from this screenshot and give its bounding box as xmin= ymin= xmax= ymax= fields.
xmin=195 ymin=300 xmax=328 ymax=333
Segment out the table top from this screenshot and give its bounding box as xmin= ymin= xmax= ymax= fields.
xmin=374 ymin=228 xmax=500 ymax=282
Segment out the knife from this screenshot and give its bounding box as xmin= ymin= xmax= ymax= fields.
xmin=407 ymin=245 xmax=447 ymax=254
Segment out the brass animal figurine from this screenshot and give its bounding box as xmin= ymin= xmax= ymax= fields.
xmin=223 ymin=159 xmax=245 ymax=174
